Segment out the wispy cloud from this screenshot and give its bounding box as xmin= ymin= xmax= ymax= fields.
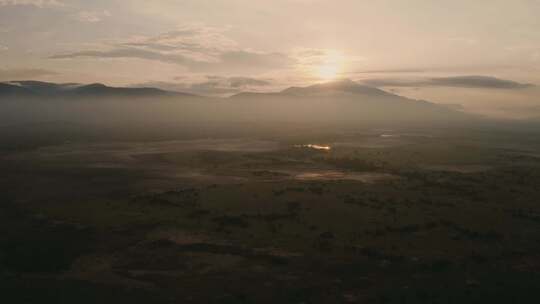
xmin=0 ymin=0 xmax=63 ymax=7
xmin=50 ymin=25 xmax=295 ymax=73
xmin=74 ymin=10 xmax=111 ymax=23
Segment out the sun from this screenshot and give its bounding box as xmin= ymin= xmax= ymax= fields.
xmin=317 ymin=63 xmax=339 ymax=80
xmin=314 ymin=51 xmax=344 ymax=81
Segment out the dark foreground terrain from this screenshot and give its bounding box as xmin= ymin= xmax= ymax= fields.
xmin=2 ymin=126 xmax=540 ymax=303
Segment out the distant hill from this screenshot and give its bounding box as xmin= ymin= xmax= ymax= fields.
xmin=232 ymin=79 xmax=395 ymax=99
xmin=230 ymin=79 xmax=473 ymax=123
xmin=0 ymin=82 xmax=34 ymax=95
xmin=0 ymin=79 xmax=474 ymax=125
xmin=0 ymin=81 xmax=196 ymax=98
xmin=281 ymin=79 xmax=393 ymax=97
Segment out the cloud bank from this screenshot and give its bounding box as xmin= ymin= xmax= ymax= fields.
xmin=361 ymin=76 xmax=533 ymax=89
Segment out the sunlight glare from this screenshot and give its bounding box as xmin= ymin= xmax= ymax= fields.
xmin=317 ymin=63 xmax=339 ymax=80
xmin=315 ymin=51 xmax=344 ymax=80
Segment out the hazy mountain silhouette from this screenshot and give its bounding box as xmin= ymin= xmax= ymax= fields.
xmin=0 ymin=79 xmax=473 ymax=125
xmin=282 ymin=79 xmax=392 ymax=96
xmin=231 ymin=79 xmax=471 ymax=123
xmin=0 ymin=81 xmax=195 ymax=98
xmin=0 ymin=82 xmax=35 ymax=95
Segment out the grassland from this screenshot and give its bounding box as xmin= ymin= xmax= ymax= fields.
xmin=2 ymin=128 xmax=540 ymax=303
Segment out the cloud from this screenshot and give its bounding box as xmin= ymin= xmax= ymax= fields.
xmin=74 ymin=10 xmax=111 ymax=23
xmin=218 ymin=50 xmax=293 ymax=71
xmin=224 ymin=76 xmax=271 ymax=88
xmin=352 ymin=65 xmax=519 ymax=75
xmin=50 ymin=48 xmax=196 ymax=65
xmin=361 ymin=75 xmax=533 ymax=89
xmin=134 ymin=76 xmax=272 ymax=96
xmin=50 ymin=25 xmax=295 ymax=73
xmin=430 ymin=76 xmax=533 ymax=89
xmin=0 ymin=68 xmax=57 ymax=81
xmin=0 ymin=0 xmax=63 ymax=7
xmin=356 ymin=68 xmax=427 ymax=74
xmin=289 ymin=47 xmax=366 ymax=79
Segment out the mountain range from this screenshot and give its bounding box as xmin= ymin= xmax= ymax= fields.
xmin=0 ymin=79 xmax=471 ymax=124
xmin=0 ymin=81 xmax=194 ymax=98
xmin=229 ymin=79 xmax=470 ymax=122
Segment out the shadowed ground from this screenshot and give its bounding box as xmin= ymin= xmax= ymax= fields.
xmin=2 ymin=129 xmax=540 ymax=303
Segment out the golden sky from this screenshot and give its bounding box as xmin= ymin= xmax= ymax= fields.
xmin=1 ymin=0 xmax=539 ymax=117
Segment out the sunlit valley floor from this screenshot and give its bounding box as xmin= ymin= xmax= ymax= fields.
xmin=2 ymin=127 xmax=540 ymax=303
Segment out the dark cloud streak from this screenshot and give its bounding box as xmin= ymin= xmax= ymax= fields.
xmin=361 ymin=75 xmax=533 ymax=89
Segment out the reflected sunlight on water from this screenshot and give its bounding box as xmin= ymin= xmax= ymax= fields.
xmin=295 ymin=144 xmax=332 ymax=151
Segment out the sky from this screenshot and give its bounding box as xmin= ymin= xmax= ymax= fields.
xmin=1 ymin=0 xmax=539 ymax=118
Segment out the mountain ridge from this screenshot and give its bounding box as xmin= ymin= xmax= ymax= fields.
xmin=228 ymin=79 xmax=473 ymax=122
xmin=231 ymin=79 xmax=401 ymax=99
xmin=0 ymin=81 xmax=197 ymax=98
xmin=0 ymin=79 xmax=473 ymax=123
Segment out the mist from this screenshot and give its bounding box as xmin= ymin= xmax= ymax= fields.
xmin=3 ymin=2 xmax=540 ymax=303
